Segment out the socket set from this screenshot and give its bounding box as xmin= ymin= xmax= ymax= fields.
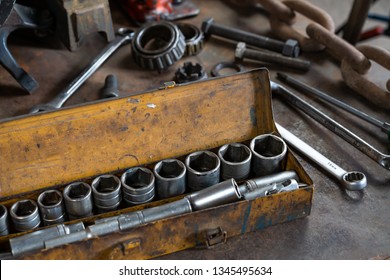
xmin=0 ymin=133 xmax=294 ymax=238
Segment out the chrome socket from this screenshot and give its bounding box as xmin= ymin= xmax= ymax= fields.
xmin=10 ymin=199 xmax=41 ymax=232
xmin=63 ymin=182 xmax=93 ymax=220
xmin=218 ymin=143 xmax=252 ymax=180
xmin=91 ymin=175 xmax=122 ymax=213
xmin=37 ymin=190 xmax=66 ymax=226
xmin=0 ymin=204 xmax=9 ymax=236
xmin=121 ymin=167 xmax=155 ymax=205
xmin=153 ymin=159 xmax=186 ymax=198
xmin=250 ymin=134 xmax=287 ymax=176
xmin=185 ymin=151 xmax=221 ymax=191
xmin=187 ymin=178 xmax=241 ymax=211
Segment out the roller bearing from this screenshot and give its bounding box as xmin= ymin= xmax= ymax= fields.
xmin=177 ymin=23 xmax=204 ymax=56
xmin=131 ymin=21 xmax=186 ymax=71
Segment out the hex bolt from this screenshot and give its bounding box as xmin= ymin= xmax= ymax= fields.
xmin=202 ymin=17 xmax=300 ymax=57
xmin=101 ymin=74 xmax=119 ymax=99
xmin=235 ymin=42 xmax=310 ymax=71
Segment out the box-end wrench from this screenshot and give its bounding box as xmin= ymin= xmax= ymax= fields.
xmin=29 ymin=28 xmax=134 ymax=113
xmin=276 ymin=123 xmax=367 ymax=191
xmin=271 ymin=81 xmax=390 ymax=172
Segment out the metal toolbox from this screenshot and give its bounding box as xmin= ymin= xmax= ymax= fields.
xmin=0 ymin=68 xmax=313 ymax=259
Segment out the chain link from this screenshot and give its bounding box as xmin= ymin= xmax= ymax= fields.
xmin=254 ymin=0 xmax=390 ymax=107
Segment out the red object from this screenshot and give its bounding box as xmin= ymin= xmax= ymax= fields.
xmin=116 ymin=0 xmax=174 ymax=22
xmin=359 ymin=26 xmax=385 ymax=41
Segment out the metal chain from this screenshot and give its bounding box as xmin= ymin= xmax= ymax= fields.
xmin=254 ymin=0 xmax=390 ymax=108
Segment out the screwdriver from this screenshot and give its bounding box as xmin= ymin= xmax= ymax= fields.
xmin=276 ymin=72 xmax=390 ymax=142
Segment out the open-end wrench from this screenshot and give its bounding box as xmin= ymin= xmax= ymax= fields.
xmin=276 ymin=123 xmax=367 ymax=191
xmin=271 ymin=81 xmax=390 ymax=172
xmin=29 ymin=28 xmax=134 ymax=113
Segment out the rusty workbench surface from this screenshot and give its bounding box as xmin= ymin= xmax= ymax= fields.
xmin=0 ymin=0 xmax=389 ymax=259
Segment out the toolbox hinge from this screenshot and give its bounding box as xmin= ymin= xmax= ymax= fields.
xmin=205 ymin=227 xmax=227 ymax=248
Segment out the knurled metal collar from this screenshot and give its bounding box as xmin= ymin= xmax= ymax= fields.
xmin=131 ymin=21 xmax=186 ymax=71
xmin=177 ymin=23 xmax=204 ymax=56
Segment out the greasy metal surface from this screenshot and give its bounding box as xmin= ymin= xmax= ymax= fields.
xmin=0 ymin=0 xmax=389 ymax=259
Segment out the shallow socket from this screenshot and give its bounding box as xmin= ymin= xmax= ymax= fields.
xmin=250 ymin=134 xmax=287 ymax=176
xmin=63 ymin=182 xmax=93 ymax=219
xmin=185 ymin=151 xmax=220 ymax=191
xmin=92 ymin=175 xmax=122 ymax=212
xmin=154 ymin=159 xmax=186 ymax=198
xmin=121 ymin=167 xmax=155 ymax=204
xmin=218 ymin=143 xmax=252 ymax=180
xmin=37 ymin=190 xmax=66 ymax=225
xmin=10 ymin=199 xmax=41 ymax=232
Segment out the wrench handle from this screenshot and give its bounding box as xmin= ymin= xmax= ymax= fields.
xmin=48 ymin=34 xmax=132 ymax=108
xmin=271 ymin=82 xmax=390 ymax=170
xmin=275 ymin=123 xmax=346 ymax=180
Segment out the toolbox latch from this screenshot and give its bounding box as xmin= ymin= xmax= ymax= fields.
xmin=159 ymin=81 xmax=177 ymax=90
xmin=205 ymin=227 xmax=227 ymax=248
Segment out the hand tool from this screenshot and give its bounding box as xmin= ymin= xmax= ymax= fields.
xmin=218 ymin=143 xmax=252 ymax=180
xmin=250 ymin=134 xmax=287 ymax=176
xmin=235 ymin=42 xmax=311 ymax=71
xmin=271 ymin=81 xmax=390 ymax=171
xmin=0 ymin=204 xmax=9 ymax=236
xmin=29 ymin=28 xmax=134 ymax=113
xmin=10 ymin=199 xmax=41 ymax=232
xmin=37 ymin=190 xmax=66 ymax=226
xmin=185 ymin=150 xmax=221 ymax=191
xmin=276 ymin=72 xmax=390 ymax=141
xmin=121 ymin=167 xmax=156 ymax=205
xmin=202 ymin=17 xmax=300 ymax=57
xmin=9 ymin=222 xmax=84 ymax=257
xmin=63 ymin=182 xmax=93 ymax=220
xmin=43 ymin=171 xmax=299 ymax=250
xmin=242 ymin=178 xmax=300 ymax=200
xmin=276 ymin=123 xmax=367 ymax=191
xmin=153 ymin=159 xmax=187 ymax=198
xmin=91 ymin=175 xmax=122 ymax=213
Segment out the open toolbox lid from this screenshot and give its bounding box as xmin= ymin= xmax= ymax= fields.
xmin=0 ymin=68 xmax=313 ymax=259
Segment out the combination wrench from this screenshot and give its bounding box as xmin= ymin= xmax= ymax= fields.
xmin=271 ymin=81 xmax=390 ymax=172
xmin=29 ymin=28 xmax=134 ymax=113
xmin=276 ymin=123 xmax=367 ymax=191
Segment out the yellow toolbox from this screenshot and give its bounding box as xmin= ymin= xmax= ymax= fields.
xmin=0 ymin=68 xmax=313 ymax=259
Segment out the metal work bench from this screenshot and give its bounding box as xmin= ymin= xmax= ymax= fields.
xmin=0 ymin=0 xmax=389 ymax=259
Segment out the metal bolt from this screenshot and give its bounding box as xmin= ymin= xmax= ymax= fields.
xmin=201 ymin=17 xmax=300 ymax=57
xmin=101 ymin=74 xmax=119 ymax=99
xmin=235 ymin=42 xmax=310 ymax=71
